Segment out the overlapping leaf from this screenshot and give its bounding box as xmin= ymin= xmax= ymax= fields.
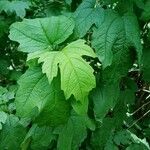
xmin=74 ymin=0 xmax=104 ymax=37
xmin=91 ymin=118 xmax=115 ymax=150
xmin=92 ymin=11 xmax=142 ymax=68
xmin=57 ymin=112 xmax=95 ymax=150
xmin=0 ymin=111 xmax=7 ymax=130
xmin=0 ymin=114 xmax=27 ymax=150
xmin=102 ymin=46 xmax=135 ymax=83
xmin=21 ymin=124 xmax=56 ymax=150
xmin=15 ymin=66 xmax=71 ymax=126
xmin=9 ymin=16 xmax=74 ymax=53
xmin=92 ymin=10 xmax=124 ymax=68
xmin=92 ymin=83 xmax=119 ymax=121
xmin=28 ymin=40 xmax=96 ymax=104
xmin=9 ymin=16 xmax=96 ymax=114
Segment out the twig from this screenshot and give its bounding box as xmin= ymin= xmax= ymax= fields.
xmin=128 ymin=110 xmax=150 ymax=129
xmin=128 ymin=100 xmax=150 ymax=116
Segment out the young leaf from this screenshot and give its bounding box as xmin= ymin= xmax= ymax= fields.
xmin=74 ymin=0 xmax=104 ymax=37
xmin=28 ymin=40 xmax=96 ymax=104
xmin=9 ymin=16 xmax=74 ymax=53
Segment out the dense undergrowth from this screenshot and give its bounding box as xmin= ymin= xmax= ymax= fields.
xmin=0 ymin=0 xmax=150 ymax=149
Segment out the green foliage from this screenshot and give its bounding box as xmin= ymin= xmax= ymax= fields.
xmin=0 ymin=0 xmax=29 ymax=18
xmin=0 ymin=0 xmax=150 ymax=149
xmin=9 ymin=16 xmax=74 ymax=53
xmin=74 ymin=0 xmax=104 ymax=37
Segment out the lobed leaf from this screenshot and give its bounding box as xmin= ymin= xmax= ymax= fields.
xmin=9 ymin=16 xmax=74 ymax=53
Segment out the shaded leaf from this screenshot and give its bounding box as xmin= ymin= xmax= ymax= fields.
xmin=57 ymin=111 xmax=95 ymax=150
xmin=16 ymin=67 xmax=71 ymax=127
xmin=74 ymin=0 xmax=104 ymax=37
xmin=0 ymin=114 xmax=27 ymax=150
xmin=92 ymin=11 xmax=142 ymax=68
xmin=21 ymin=124 xmax=56 ymax=150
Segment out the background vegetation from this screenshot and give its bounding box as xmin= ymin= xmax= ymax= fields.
xmin=0 ymin=0 xmax=150 ymax=149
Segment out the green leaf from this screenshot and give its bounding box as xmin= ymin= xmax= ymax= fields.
xmin=102 ymin=47 xmax=135 ymax=83
xmin=141 ymin=0 xmax=150 ymax=21
xmin=0 ymin=57 xmax=10 ymax=76
xmin=113 ymin=130 xmax=150 ymax=150
xmin=92 ymin=83 xmax=119 ymax=121
xmin=123 ymin=13 xmax=142 ymax=64
xmin=0 ymin=111 xmax=7 ymax=130
xmin=28 ymin=40 xmax=96 ymax=104
xmin=0 ymin=17 xmax=9 ymax=38
xmin=120 ymin=78 xmax=138 ymax=104
xmin=0 ymin=0 xmax=29 ymax=18
xmin=21 ymin=124 xmax=56 ymax=150
xmin=92 ymin=11 xmax=142 ymax=68
xmin=15 ymin=67 xmax=71 ymax=127
xmin=0 ymin=86 xmax=7 ymax=96
xmin=92 ymin=48 xmax=134 ymax=120
xmin=91 ymin=118 xmax=115 ymax=150
xmin=74 ymin=0 xmax=104 ymax=37
xmin=126 ymin=144 xmax=149 ymax=150
xmin=92 ymin=10 xmax=125 ymax=68
xmin=65 ymin=0 xmax=72 ymax=5
xmin=15 ymin=67 xmax=50 ymax=118
xmin=34 ymin=75 xmax=71 ymax=127
xmin=113 ymin=130 xmax=133 ymax=145
xmin=57 ymin=111 xmax=95 ymax=150
xmin=0 ymin=114 xmax=27 ymax=150
xmin=133 ymin=0 xmax=145 ymax=9
xmin=9 ymin=16 xmax=74 ymax=53
xmin=104 ymin=134 xmax=119 ymax=150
